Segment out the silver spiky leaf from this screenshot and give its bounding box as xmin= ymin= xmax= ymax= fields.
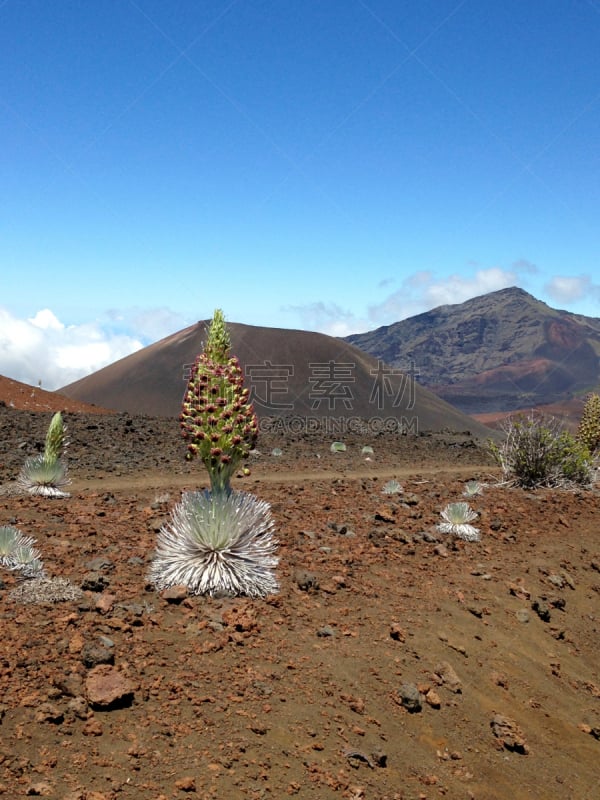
xmin=0 ymin=525 xmax=41 ymax=570
xmin=148 ymin=490 xmax=279 ymax=598
xmin=437 ymin=501 xmax=481 ymax=542
xmin=17 ymin=455 xmax=71 ymax=497
xmin=0 ymin=526 xmax=38 ymax=569
xmin=9 ymin=544 xmax=45 ymax=578
xmin=463 ymin=480 xmax=483 ymax=497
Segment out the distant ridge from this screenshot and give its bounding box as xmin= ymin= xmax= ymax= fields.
xmin=59 ymin=320 xmax=493 ymax=437
xmin=345 ymin=287 xmax=600 ymax=414
xmin=0 ymin=374 xmax=114 ymax=414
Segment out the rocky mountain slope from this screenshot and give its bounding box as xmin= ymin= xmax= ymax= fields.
xmin=345 ymin=287 xmax=600 ymax=414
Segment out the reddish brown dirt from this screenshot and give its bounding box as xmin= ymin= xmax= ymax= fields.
xmin=0 ymin=404 xmax=599 ymax=799
xmin=0 ymin=376 xmax=115 ymax=414
xmin=473 ymin=398 xmax=586 ymax=433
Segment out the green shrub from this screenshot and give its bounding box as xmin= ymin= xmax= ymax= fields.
xmin=489 ymin=411 xmax=593 ymax=488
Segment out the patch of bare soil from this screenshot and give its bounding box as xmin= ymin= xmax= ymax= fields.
xmin=1 ymin=410 xmax=599 ymax=799
xmin=0 ymin=377 xmax=115 ymax=415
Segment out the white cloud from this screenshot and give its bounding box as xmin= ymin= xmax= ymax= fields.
xmin=284 ymin=301 xmax=367 ymax=337
xmin=29 ymin=309 xmax=65 ymax=330
xmin=367 ymin=267 xmax=518 ymax=326
xmin=105 ymin=306 xmax=189 ymax=342
xmin=544 ymin=275 xmax=599 ymax=305
xmin=512 ymin=258 xmax=539 ymax=275
xmin=285 ymin=266 xmax=527 ymax=336
xmin=0 ymin=307 xmax=145 ymax=390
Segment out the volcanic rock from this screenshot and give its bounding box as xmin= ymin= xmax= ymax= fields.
xmin=85 ymin=665 xmax=134 ymax=709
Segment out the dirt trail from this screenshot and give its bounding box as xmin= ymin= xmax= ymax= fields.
xmin=69 ymin=463 xmax=498 ymax=493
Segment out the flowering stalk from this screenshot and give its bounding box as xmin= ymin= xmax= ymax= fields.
xmin=180 ymin=309 xmax=258 ymax=495
xmin=44 ymin=411 xmax=66 ymax=466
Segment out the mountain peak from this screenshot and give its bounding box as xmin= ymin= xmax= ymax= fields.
xmin=345 ymin=289 xmax=600 ymax=414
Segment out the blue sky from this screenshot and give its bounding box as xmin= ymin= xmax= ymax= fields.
xmin=1 ymin=0 xmax=599 ymax=389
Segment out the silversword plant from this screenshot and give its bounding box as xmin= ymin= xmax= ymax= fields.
xmin=149 ymin=490 xmax=279 ymax=598
xmin=382 ymin=479 xmax=403 ymax=495
xmin=150 ymin=309 xmax=279 ymax=598
xmin=17 ymin=411 xmax=71 ymax=497
xmin=10 ymin=545 xmax=46 ymax=578
xmin=0 ymin=526 xmax=33 ymax=568
xmin=330 ymin=441 xmax=346 ymax=453
xmin=463 ymin=480 xmax=483 ymax=497
xmin=437 ymin=502 xmax=481 ymax=542
xmin=576 ymin=393 xmax=600 ymax=456
xmin=0 ymin=525 xmax=45 ymax=577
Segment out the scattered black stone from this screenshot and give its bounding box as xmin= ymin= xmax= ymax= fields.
xmin=81 ymin=573 xmax=110 ymax=592
xmin=85 ymin=557 xmax=115 ymax=572
xmin=398 ymin=683 xmax=422 ymax=713
xmin=81 ymin=641 xmax=115 ymax=669
xmin=316 ymin=625 xmax=336 ymax=637
xmin=296 ymin=570 xmax=319 ymax=592
xmin=532 ymin=598 xmax=551 ymax=622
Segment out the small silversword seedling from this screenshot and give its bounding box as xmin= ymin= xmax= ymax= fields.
xmin=10 ymin=544 xmax=45 ymax=578
xmin=463 ymin=480 xmax=483 ymax=497
xmin=0 ymin=525 xmax=44 ymax=576
xmin=437 ymin=502 xmax=481 ymax=542
xmin=149 ymin=490 xmax=279 ymax=598
xmin=0 ymin=526 xmax=37 ymax=569
xmin=330 ymin=441 xmax=346 ymax=453
xmin=382 ymin=479 xmax=403 ymax=495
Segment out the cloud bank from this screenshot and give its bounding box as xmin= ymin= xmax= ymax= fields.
xmin=289 ymin=266 xmax=523 ymax=336
xmin=544 ymin=275 xmax=600 ymax=306
xmin=367 ymin=267 xmax=519 ymax=327
xmin=0 ymin=307 xmax=182 ymax=391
